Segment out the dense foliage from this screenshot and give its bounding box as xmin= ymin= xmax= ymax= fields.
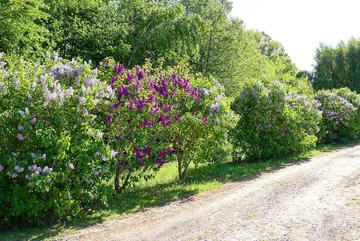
xmin=231 ymin=81 xmax=321 ymax=161
xmin=0 ymin=54 xmax=235 ymax=226
xmin=2 ymin=0 xmax=360 ymax=229
xmin=315 ymin=88 xmax=360 ymax=143
xmin=313 ymin=38 xmax=360 ymax=93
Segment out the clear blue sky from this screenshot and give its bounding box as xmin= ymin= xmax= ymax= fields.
xmin=231 ymin=0 xmax=360 ymax=71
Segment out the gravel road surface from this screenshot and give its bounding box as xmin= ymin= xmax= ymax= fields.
xmin=58 ymin=144 xmax=360 ymax=241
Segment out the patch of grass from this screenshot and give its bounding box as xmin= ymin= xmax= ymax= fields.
xmin=1 ymin=139 xmax=359 ymax=241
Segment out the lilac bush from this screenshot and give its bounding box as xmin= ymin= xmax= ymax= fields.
xmin=231 ymin=81 xmax=321 ymax=161
xmin=315 ymin=89 xmax=359 ymax=143
xmin=0 ymin=53 xmax=113 ymax=226
xmin=98 ymin=59 xmax=236 ymax=187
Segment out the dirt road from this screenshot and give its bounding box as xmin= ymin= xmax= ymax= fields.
xmin=59 ymin=144 xmax=360 ymax=241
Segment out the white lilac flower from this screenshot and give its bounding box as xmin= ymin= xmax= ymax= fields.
xmin=210 ymin=103 xmax=220 ymax=112
xmin=83 ymin=108 xmax=89 ymax=116
xmin=97 ymin=132 xmax=104 ymax=138
xmin=68 ymin=163 xmax=74 ymax=170
xmin=78 ymin=96 xmax=86 ymax=105
xmin=17 ymin=133 xmax=25 ymax=140
xmin=0 ymin=165 xmax=3 ymax=171
xmin=202 ymin=87 xmax=209 ymax=95
xmin=12 ymin=173 xmax=17 ymax=178
xmin=38 ymin=75 xmax=46 ymax=85
xmin=31 ymin=153 xmax=36 ymax=158
xmin=46 ymin=188 xmax=49 ymax=192
xmin=42 ymin=154 xmax=46 ymax=160
xmin=0 ymin=52 xmax=3 ymax=58
xmin=43 ymin=166 xmax=53 ymax=174
xmin=17 ymin=125 xmax=24 ymax=131
xmin=25 ymin=108 xmax=29 ymax=115
xmin=95 ymin=152 xmax=101 ymax=157
xmin=12 ymin=152 xmax=17 ymax=157
xmin=19 ymin=111 xmax=25 ymax=117
xmin=14 ymin=166 xmax=24 ymax=172
xmin=102 ymin=156 xmax=109 ymax=161
xmin=111 ymin=150 xmax=118 ymax=157
xmin=13 ymin=78 xmax=20 ymax=87
xmin=88 ymin=129 xmax=93 ymax=135
xmin=94 ymin=99 xmax=99 ymax=105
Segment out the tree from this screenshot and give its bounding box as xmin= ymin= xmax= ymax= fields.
xmin=0 ymin=0 xmax=49 ymax=58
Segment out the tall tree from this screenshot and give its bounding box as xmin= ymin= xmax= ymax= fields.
xmin=0 ymin=0 xmax=48 ymax=58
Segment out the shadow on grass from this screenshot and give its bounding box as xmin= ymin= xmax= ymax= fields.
xmin=1 ymin=140 xmax=360 ymax=241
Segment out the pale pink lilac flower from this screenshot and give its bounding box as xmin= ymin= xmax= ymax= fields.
xmin=68 ymin=163 xmax=74 ymax=170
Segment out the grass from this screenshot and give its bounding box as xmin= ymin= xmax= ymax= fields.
xmin=1 ymin=139 xmax=360 ymax=241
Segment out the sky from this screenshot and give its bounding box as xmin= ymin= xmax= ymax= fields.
xmin=231 ymin=0 xmax=360 ymax=71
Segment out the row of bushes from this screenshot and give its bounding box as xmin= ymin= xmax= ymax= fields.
xmin=1 ymin=54 xmax=360 ymax=226
xmin=0 ymin=54 xmax=235 ymax=226
xmin=232 ymin=82 xmax=360 ymax=161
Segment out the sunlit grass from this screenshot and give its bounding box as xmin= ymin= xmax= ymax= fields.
xmin=1 ymin=139 xmax=359 ymax=241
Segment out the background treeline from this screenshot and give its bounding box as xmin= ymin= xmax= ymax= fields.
xmin=2 ymin=0 xmax=360 ymax=228
xmin=312 ymin=38 xmax=360 ymax=92
xmin=0 ymin=0 xmax=307 ymax=97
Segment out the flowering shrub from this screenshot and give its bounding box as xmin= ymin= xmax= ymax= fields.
xmin=231 ymin=81 xmax=321 ymax=161
xmin=97 ymin=59 xmax=236 ymax=186
xmin=315 ymin=89 xmax=359 ymax=143
xmin=0 ymin=54 xmax=113 ymax=226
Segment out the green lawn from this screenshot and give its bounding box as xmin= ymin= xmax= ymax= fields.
xmin=1 ymin=140 xmax=359 ymax=241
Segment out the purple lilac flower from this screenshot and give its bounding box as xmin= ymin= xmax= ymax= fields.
xmin=174 ymin=114 xmax=181 ymax=121
xmin=0 ymin=165 xmax=3 ymax=171
xmin=164 ymin=105 xmax=171 ymax=112
xmin=167 ymin=147 xmax=173 ymax=153
xmin=128 ymin=100 xmax=136 ymax=110
xmin=138 ymin=161 xmax=146 ymax=166
xmin=134 ymin=80 xmax=142 ymax=90
xmin=140 ymin=120 xmax=155 ymax=127
xmin=86 ymin=179 xmax=93 ymax=184
xmin=19 ymin=111 xmax=25 ymax=118
xmin=12 ymin=173 xmax=18 ymax=178
xmin=136 ymin=66 xmax=145 ymax=81
xmin=25 ymin=175 xmax=31 ymax=180
xmin=17 ymin=133 xmax=25 ymax=141
xmin=151 ymin=104 xmax=160 ymax=115
xmin=127 ymin=71 xmax=134 ymax=83
xmin=95 ymin=152 xmax=101 ymax=157
xmin=202 ymin=118 xmax=209 ymax=125
xmin=114 ymin=64 xmax=124 ymax=74
xmin=17 ymin=125 xmax=24 ymax=131
xmin=92 ymin=171 xmax=99 ymax=176
xmin=105 ymin=114 xmax=113 ymax=126
xmin=68 ymin=163 xmax=74 ymax=170
xmin=118 ymin=86 xmax=130 ymax=100
xmin=30 ymin=117 xmax=37 ymax=124
xmin=42 ymin=154 xmax=46 ymax=160
xmin=158 ymin=151 xmax=167 ymax=157
xmin=137 ymin=100 xmax=146 ymax=110
xmin=147 ymin=93 xmax=155 ymax=103
xmin=116 ymin=136 xmax=121 ymax=141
